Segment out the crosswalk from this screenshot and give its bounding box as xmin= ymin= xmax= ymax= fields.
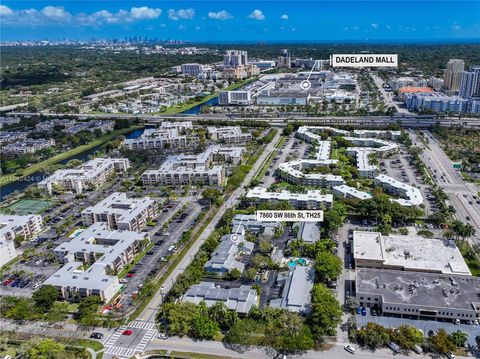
xmin=104 ymin=346 xmax=137 ymax=358
xmin=104 ymin=325 xmax=127 ymax=346
xmin=135 ymin=329 xmax=157 ymax=352
xmin=128 ymin=320 xmax=157 ymax=331
xmin=103 ymin=321 xmax=158 ymax=358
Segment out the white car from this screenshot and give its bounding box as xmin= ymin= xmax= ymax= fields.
xmin=344 ymin=345 xmax=356 ymax=354
xmin=157 ymin=333 xmax=168 ymax=339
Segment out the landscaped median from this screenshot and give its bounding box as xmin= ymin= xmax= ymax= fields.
xmin=0 ymin=125 xmax=144 ymax=187
xmin=253 ymin=135 xmax=285 ymax=183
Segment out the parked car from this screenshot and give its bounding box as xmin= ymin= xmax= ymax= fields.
xmin=344 ymin=345 xmax=356 ymax=354
xmin=361 ymin=307 xmax=367 ymax=316
xmin=90 ymin=332 xmax=104 ymax=339
xmin=445 ymin=352 xmax=456 ymax=359
xmin=388 ymin=341 xmax=400 ymax=353
xmin=413 ymin=344 xmax=423 ymax=354
xmin=157 ymin=333 xmax=168 ymax=339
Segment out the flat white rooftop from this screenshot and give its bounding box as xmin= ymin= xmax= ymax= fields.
xmin=353 ymin=230 xmax=471 ymax=276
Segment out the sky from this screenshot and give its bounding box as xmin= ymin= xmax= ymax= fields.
xmin=1 ymin=1 xmax=479 ymax=42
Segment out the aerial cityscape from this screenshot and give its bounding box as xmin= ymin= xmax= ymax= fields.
xmin=0 ymin=1 xmax=480 ymax=359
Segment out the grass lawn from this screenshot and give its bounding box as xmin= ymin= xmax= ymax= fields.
xmin=0 ymin=332 xmax=103 ymax=358
xmin=0 ymin=125 xmax=143 ymax=187
xmin=459 ymin=242 xmax=480 ymax=276
xmin=168 ymin=351 xmax=232 ymax=359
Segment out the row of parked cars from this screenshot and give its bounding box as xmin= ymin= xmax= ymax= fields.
xmin=2 ymin=273 xmax=43 ymax=289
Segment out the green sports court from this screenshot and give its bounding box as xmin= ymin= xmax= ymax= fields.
xmin=1 ymin=199 xmax=53 ymax=215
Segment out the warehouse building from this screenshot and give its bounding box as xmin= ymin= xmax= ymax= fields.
xmin=356 ymin=268 xmax=480 ymax=323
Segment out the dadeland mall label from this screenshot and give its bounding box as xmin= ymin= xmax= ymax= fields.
xmin=330 ymin=54 xmax=398 ymax=68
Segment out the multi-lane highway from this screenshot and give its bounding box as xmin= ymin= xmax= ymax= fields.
xmin=9 ymin=111 xmax=480 ymax=129
xmin=409 ymin=130 xmax=480 ymax=242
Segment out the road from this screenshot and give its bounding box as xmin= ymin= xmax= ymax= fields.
xmin=136 ymin=130 xmax=281 ymax=324
xmin=409 ymin=130 xmax=480 ymax=243
xmin=0 ymin=317 xmax=430 ymax=359
xmin=9 ymin=111 xmax=480 ymax=129
xmin=145 ymin=336 xmax=427 ymax=359
xmin=370 ymin=73 xmax=412 ymax=115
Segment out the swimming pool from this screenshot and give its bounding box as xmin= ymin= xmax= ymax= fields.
xmin=288 ymin=258 xmax=307 ymax=267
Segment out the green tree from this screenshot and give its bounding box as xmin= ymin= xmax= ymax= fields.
xmin=309 ymin=284 xmax=342 ymax=338
xmin=191 ymin=314 xmax=220 ymax=339
xmin=428 ymin=329 xmax=456 ymax=353
xmin=158 ymin=301 xmax=198 ymax=336
xmin=76 ymin=295 xmax=101 ymax=326
xmin=315 ymin=251 xmax=342 ymax=283
xmin=27 ymin=338 xmax=66 ymax=359
xmin=32 ymin=285 xmax=58 ymax=313
xmin=449 ymin=330 xmax=468 ymax=348
xmin=242 ymin=267 xmax=257 ymax=281
xmin=225 ymin=268 xmax=242 ymax=281
xmin=356 ymin=322 xmax=390 ymax=349
xmin=389 ymin=325 xmax=424 ymax=350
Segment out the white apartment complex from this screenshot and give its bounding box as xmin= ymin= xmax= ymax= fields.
xmin=38 ymin=157 xmax=130 ymax=194
xmin=1 ymin=139 xmax=55 ymax=157
xmin=374 ymin=174 xmax=424 ymax=206
xmin=0 ymin=214 xmax=43 ymax=242
xmin=246 ymin=187 xmax=333 ymax=209
xmin=0 ymin=239 xmax=18 ymax=267
xmin=44 ymin=222 xmax=149 ymax=302
xmin=207 ymin=126 xmax=252 ymax=143
xmin=123 ymin=121 xmax=198 ymax=151
xmin=142 ymin=145 xmax=244 ymax=187
xmin=81 ymin=192 xmax=158 ymax=231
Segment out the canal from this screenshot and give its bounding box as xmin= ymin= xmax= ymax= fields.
xmin=0 ymin=128 xmax=145 ymax=202
xmin=180 ymin=96 xmax=219 ymax=114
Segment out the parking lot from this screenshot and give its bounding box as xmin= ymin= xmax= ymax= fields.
xmin=380 ymin=147 xmax=435 ymax=216
xmin=116 ymin=199 xmax=204 ymax=312
xmin=2 ymin=250 xmax=61 ymax=295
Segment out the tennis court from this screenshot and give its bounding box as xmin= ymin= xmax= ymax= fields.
xmin=1 ymin=199 xmax=53 ymax=215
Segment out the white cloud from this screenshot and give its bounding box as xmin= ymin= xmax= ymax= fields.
xmin=371 ymin=23 xmax=379 ymax=29
xmin=178 ymin=24 xmax=186 ymax=30
xmin=386 ymin=25 xmax=392 ymax=30
xmin=41 ymin=6 xmax=71 ymax=21
xmin=0 ymin=5 xmax=13 ymax=16
xmin=168 ymin=8 xmax=195 ymax=20
xmin=344 ymin=26 xmax=360 ymax=31
xmin=280 ymin=14 xmax=288 ymax=20
xmin=130 ymin=7 xmax=162 ymax=20
xmin=194 ymin=25 xmax=201 ymax=31
xmin=1 ymin=6 xmax=163 ymax=27
xmin=208 ymin=10 xmax=232 ymax=21
xmin=248 ymin=9 xmax=265 ymax=21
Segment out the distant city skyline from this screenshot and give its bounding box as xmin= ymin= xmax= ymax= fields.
xmin=1 ymin=1 xmax=479 ymax=42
